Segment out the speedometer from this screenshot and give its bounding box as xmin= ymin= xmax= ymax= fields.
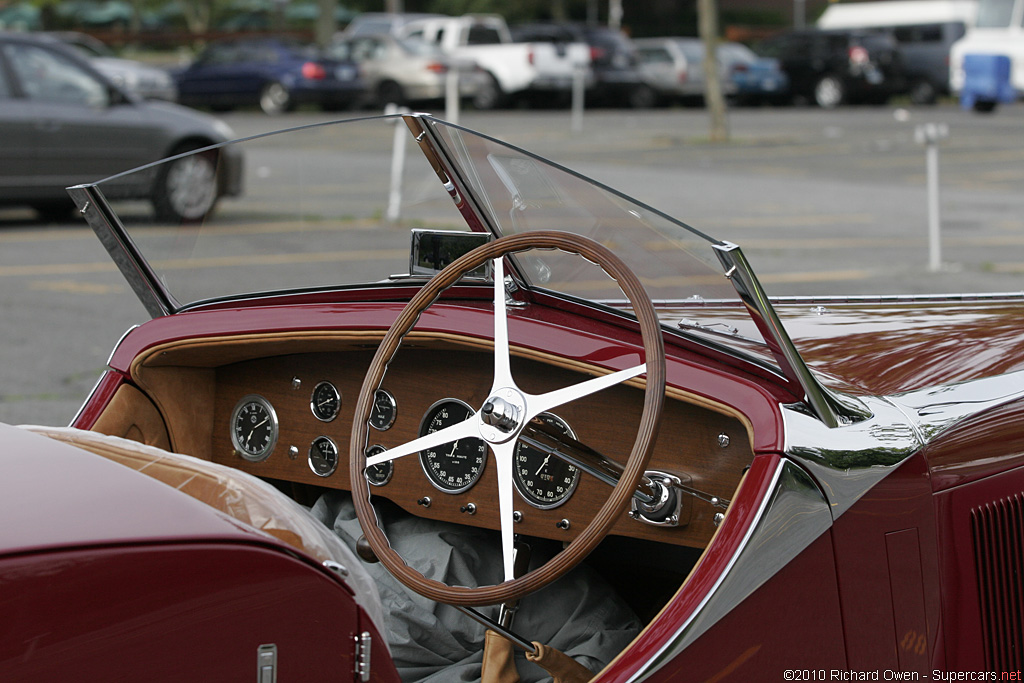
xmin=513 ymin=413 xmax=579 ymax=509
xmin=418 ymin=398 xmax=487 ymax=494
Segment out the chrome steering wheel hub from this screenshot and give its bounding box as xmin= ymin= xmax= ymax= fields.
xmin=480 ymin=388 xmax=526 ymax=443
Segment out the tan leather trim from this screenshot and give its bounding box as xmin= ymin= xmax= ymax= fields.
xmin=91 ymin=384 xmax=170 ymax=450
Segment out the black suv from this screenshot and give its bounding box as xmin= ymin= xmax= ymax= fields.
xmin=756 ymin=29 xmax=904 ymax=108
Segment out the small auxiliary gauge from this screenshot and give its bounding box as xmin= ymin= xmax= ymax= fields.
xmin=231 ymin=395 xmax=279 ymax=462
xmin=369 ymin=389 xmax=397 ymax=431
xmin=310 ymin=381 xmax=341 ymax=422
xmin=364 ymin=444 xmax=393 ymax=486
xmin=308 ymin=436 xmax=339 ymax=477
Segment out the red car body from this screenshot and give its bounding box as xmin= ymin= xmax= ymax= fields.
xmin=2 ymin=114 xmax=1021 ymax=681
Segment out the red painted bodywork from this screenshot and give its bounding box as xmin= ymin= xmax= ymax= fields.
xmin=0 ymin=424 xmax=397 ymax=681
xmin=14 ymin=274 xmax=1024 ymax=677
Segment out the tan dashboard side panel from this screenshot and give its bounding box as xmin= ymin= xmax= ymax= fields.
xmin=91 ymin=384 xmax=171 ymax=451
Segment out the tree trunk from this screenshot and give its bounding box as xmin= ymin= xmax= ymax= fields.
xmin=697 ymin=0 xmax=729 ymax=143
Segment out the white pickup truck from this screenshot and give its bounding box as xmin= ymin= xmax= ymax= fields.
xmin=397 ymin=14 xmax=591 ymax=108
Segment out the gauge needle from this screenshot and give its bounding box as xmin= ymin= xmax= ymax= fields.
xmin=535 ymin=453 xmax=552 ymax=476
xmin=247 ymin=417 xmax=268 ymax=445
xmin=448 ymin=440 xmax=460 ymax=458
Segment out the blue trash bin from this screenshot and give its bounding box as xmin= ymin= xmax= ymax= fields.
xmin=960 ymin=53 xmax=1015 ymax=112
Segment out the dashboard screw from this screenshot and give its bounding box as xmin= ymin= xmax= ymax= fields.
xmin=718 ymin=434 xmax=730 ymax=448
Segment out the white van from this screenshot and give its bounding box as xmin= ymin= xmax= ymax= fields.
xmin=949 ymin=0 xmax=1024 ymax=98
xmin=818 ymin=0 xmax=977 ymax=102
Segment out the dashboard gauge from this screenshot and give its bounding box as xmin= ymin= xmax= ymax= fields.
xmin=514 ymin=413 xmax=580 ymax=509
xmin=310 ymin=381 xmax=341 ymax=422
xmin=418 ymin=398 xmax=487 ymax=494
xmin=363 ymin=444 xmax=393 ymax=486
xmin=369 ymin=389 xmax=397 ymax=431
xmin=231 ymin=395 xmax=278 ymax=462
xmin=308 ymin=436 xmax=339 ymax=477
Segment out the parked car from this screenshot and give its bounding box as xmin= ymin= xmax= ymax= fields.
xmin=174 ymin=36 xmax=367 ymax=115
xmin=397 ymin=14 xmax=590 ymax=109
xmin=634 ymin=37 xmax=789 ymax=105
xmin=817 ymin=0 xmax=976 ymax=104
xmin=4 ymin=112 xmax=1024 ymax=679
xmin=328 ymin=33 xmax=486 ymax=107
xmin=756 ymin=28 xmax=906 ymax=107
xmin=0 ymin=31 xmax=241 ymax=222
xmin=46 ymin=31 xmax=177 ymax=101
xmin=341 ymin=11 xmax=445 ymax=37
xmin=512 ymin=22 xmax=654 ymax=107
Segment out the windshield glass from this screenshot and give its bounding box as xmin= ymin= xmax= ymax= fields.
xmin=85 ymin=115 xmax=740 ymax=313
xmin=430 ymin=120 xmax=736 ymax=304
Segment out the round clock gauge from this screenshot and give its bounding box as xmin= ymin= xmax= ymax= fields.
xmin=231 ymin=395 xmax=279 ymax=462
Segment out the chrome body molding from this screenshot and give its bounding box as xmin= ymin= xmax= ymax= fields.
xmin=628 ymin=458 xmax=832 ymax=682
xmin=784 ymin=369 xmax=1024 ymax=519
xmin=889 ymin=368 xmax=1024 ymax=442
xmin=782 ymin=395 xmax=921 ymax=519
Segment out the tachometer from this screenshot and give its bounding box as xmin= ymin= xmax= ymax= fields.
xmin=418 ymin=398 xmax=487 ymax=494
xmin=230 ymin=394 xmax=278 ymax=462
xmin=513 ymin=413 xmax=580 ymax=509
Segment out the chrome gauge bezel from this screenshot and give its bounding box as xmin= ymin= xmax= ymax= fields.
xmin=418 ymin=398 xmax=488 ymax=494
xmin=310 ymin=381 xmax=341 ymax=422
xmin=308 ymin=435 xmax=339 ymax=477
xmin=230 ymin=394 xmax=279 ymax=462
xmin=369 ymin=388 xmax=397 ymax=431
xmin=364 ymin=444 xmax=393 ymax=486
xmin=513 ymin=413 xmax=580 ymax=509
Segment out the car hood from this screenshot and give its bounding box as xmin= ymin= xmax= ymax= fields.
xmin=661 ymin=298 xmax=1024 ymax=396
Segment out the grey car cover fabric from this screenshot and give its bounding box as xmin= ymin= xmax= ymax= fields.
xmin=312 ymin=491 xmax=642 ymax=682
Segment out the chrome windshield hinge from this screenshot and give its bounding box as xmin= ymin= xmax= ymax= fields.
xmin=354 ymin=631 xmax=372 ymax=682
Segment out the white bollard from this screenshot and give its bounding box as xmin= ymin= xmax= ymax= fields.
xmin=385 ymin=104 xmax=411 ymax=224
xmin=571 ymin=62 xmax=586 ymax=134
xmin=445 ymin=64 xmax=460 ymax=125
xmin=915 ymin=122 xmax=949 ymax=273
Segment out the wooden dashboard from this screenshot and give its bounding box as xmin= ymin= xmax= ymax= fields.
xmin=194 ymin=338 xmax=753 ymax=550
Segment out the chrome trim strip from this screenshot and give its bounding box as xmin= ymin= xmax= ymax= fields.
xmin=67 ymin=373 xmax=111 ymax=428
xmin=105 ymin=325 xmax=140 ymax=369
xmin=628 ymin=458 xmax=832 ymax=681
xmin=67 ymin=184 xmax=179 ymax=318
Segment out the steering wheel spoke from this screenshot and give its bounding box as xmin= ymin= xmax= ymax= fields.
xmin=365 ymin=418 xmax=480 ymax=467
xmin=492 ymin=441 xmax=518 ymax=583
xmin=526 ymin=362 xmax=648 ymax=419
xmin=490 ymin=256 xmax=514 ymax=391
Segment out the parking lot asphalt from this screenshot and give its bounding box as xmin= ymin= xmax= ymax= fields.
xmin=2 ymin=103 xmax=1022 ymax=426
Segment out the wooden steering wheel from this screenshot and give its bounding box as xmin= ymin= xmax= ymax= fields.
xmin=349 ymin=231 xmax=665 ymax=607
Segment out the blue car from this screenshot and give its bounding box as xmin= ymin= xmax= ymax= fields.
xmin=718 ymin=42 xmax=789 ymax=105
xmin=175 ymin=37 xmax=367 ymax=114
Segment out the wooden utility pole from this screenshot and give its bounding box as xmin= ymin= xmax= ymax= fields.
xmin=697 ymin=0 xmax=729 ymax=142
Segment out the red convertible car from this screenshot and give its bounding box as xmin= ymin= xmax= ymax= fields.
xmin=4 ymin=114 xmax=1023 ymax=681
